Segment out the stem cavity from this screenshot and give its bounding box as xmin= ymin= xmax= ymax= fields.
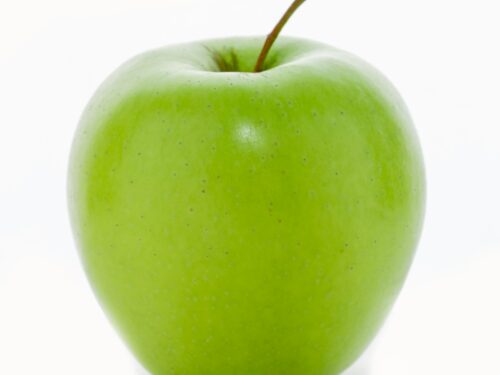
xmin=254 ymin=0 xmax=307 ymax=73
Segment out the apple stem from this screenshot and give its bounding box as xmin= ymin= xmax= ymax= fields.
xmin=253 ymin=0 xmax=307 ymax=73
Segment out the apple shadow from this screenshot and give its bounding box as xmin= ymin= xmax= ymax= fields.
xmin=344 ymin=368 xmax=371 ymax=375
xmin=133 ymin=345 xmax=373 ymax=375
xmin=135 ymin=363 xmax=371 ymax=374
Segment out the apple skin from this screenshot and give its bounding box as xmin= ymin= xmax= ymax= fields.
xmin=68 ymin=36 xmax=425 ymax=374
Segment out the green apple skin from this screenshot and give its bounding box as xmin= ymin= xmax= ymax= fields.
xmin=68 ymin=36 xmax=425 ymax=374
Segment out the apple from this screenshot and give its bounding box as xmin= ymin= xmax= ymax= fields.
xmin=68 ymin=1 xmax=425 ymax=374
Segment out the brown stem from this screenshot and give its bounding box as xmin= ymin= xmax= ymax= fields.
xmin=254 ymin=0 xmax=307 ymax=73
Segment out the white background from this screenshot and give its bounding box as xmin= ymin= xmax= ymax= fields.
xmin=1 ymin=0 xmax=499 ymax=374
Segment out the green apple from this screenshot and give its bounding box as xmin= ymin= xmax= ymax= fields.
xmin=68 ymin=3 xmax=425 ymax=374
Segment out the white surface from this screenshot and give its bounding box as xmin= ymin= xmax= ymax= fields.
xmin=1 ymin=0 xmax=499 ymax=373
